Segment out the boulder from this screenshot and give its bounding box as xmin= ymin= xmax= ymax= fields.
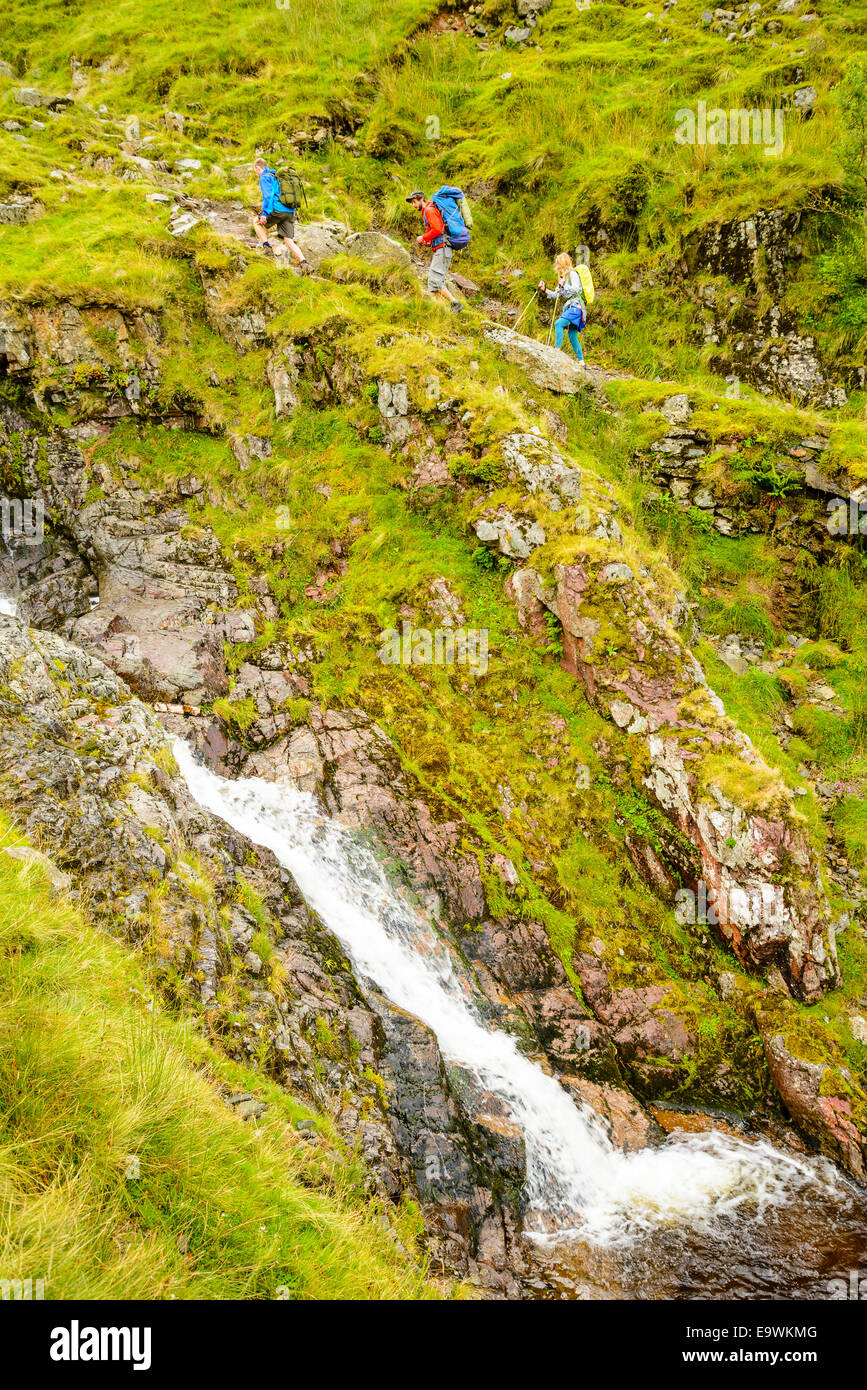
xmin=484 ymin=325 xmax=586 ymax=393
xmin=13 ymin=88 xmax=49 ymax=107
xmin=660 ymin=392 xmax=691 ymax=425
xmin=792 ymin=84 xmax=817 ymax=114
xmin=13 ymin=88 xmax=72 ymax=110
xmin=294 ymin=219 xmax=350 ymax=269
xmin=343 ymin=230 xmax=411 ymax=270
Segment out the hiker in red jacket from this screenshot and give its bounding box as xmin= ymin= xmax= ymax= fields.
xmin=406 ymin=191 xmax=463 ymax=313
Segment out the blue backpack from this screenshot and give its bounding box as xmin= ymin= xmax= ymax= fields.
xmin=431 ymin=185 xmax=471 ymax=249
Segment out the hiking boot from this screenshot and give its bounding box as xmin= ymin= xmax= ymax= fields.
xmin=299 ymin=258 xmax=312 ymax=275
xmin=450 ymin=300 xmax=464 ymax=313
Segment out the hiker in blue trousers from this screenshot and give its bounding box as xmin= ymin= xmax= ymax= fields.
xmin=538 ymin=252 xmax=590 ymax=362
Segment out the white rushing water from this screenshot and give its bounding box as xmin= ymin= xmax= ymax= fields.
xmin=174 ymin=740 xmax=844 ymax=1245
xmin=0 ymin=592 xmax=16 ymax=617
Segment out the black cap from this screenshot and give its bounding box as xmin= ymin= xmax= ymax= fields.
xmin=405 ymin=190 xmax=424 ymax=202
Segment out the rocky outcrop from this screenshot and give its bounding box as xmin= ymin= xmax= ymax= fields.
xmin=0 ymin=300 xmax=161 ymax=408
xmin=0 ymin=614 xmax=407 ymax=1178
xmin=674 ymin=210 xmax=847 ymax=407
xmin=473 ymin=509 xmax=546 ymax=559
xmin=679 ymin=209 xmax=807 ymax=298
xmin=0 ymin=611 xmax=560 ymax=1294
xmin=761 ymin=1029 xmax=866 ymax=1183
xmin=576 ymin=941 xmax=697 ymax=1095
xmin=509 ymin=550 xmax=840 ymax=1003
xmin=0 ymin=402 xmax=252 ymax=702
xmin=500 ymin=431 xmax=581 ymax=508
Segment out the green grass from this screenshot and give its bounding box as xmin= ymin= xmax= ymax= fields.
xmin=0 ymin=820 xmax=440 ymax=1300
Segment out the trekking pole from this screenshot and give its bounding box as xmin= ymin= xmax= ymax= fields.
xmin=544 ymin=287 xmax=558 ymax=347
xmin=511 ymin=287 xmax=539 ymax=335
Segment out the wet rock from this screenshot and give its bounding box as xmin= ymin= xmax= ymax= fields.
xmin=576 ymin=946 xmax=696 ymax=1093
xmin=762 ymin=1030 xmax=866 ymax=1183
xmin=0 ymin=616 xmax=414 ymax=1205
xmin=460 ymin=917 xmax=620 ymax=1083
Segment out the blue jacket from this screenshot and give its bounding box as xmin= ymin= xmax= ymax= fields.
xmin=259 ymin=167 xmax=293 ymax=217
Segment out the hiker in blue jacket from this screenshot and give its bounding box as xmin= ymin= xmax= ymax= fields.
xmin=251 ymin=158 xmax=311 ymax=273
xmin=538 ymin=252 xmax=586 ymax=362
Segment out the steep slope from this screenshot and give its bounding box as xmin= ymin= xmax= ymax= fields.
xmin=0 ymin=807 xmax=437 ymax=1300
xmin=1 ymin=0 xmax=866 ymax=1297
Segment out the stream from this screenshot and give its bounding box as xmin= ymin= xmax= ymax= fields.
xmin=174 ymin=741 xmax=867 ymax=1300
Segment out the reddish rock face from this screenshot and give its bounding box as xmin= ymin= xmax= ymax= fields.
xmin=762 ymin=1032 xmax=866 ymax=1184
xmin=511 ymin=555 xmax=839 ymax=1003
xmin=575 ymin=947 xmax=696 ymax=1095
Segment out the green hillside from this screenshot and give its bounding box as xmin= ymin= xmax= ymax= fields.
xmin=0 ymin=0 xmax=866 ymax=1302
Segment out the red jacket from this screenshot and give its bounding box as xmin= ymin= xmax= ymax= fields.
xmin=420 ymin=200 xmax=445 ymax=249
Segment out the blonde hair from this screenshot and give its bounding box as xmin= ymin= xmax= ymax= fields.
xmin=555 ymin=252 xmax=574 ymax=274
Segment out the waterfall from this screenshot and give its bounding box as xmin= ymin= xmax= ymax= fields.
xmin=173 ymin=740 xmax=847 ymax=1247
